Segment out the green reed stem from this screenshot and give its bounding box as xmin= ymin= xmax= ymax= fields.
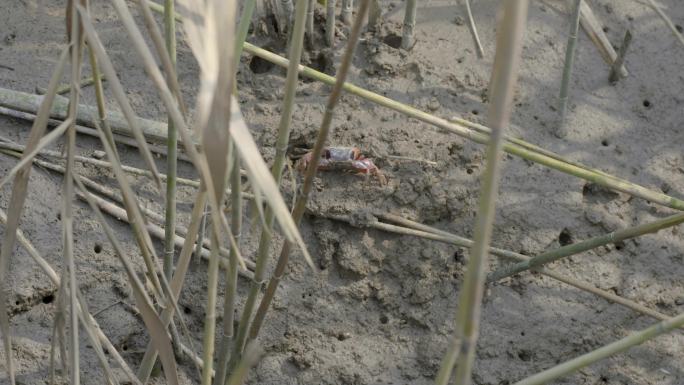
xmin=230 ymin=0 xmax=309 ymax=364
xmin=514 ymin=311 xmax=684 ymax=385
xmin=247 ymin=0 xmax=371 ymax=342
xmin=443 ymin=3 xmax=527 ymax=384
xmin=556 ymin=0 xmax=582 ymax=138
xmin=326 ymin=0 xmax=336 ymax=46
xmin=401 ymin=0 xmax=417 ymax=49
xmin=163 ymin=0 xmax=178 ymax=281
xmin=488 ymin=211 xmax=684 ymax=282
xmin=215 ymin=149 xmax=243 ymax=385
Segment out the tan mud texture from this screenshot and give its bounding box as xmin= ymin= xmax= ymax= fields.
xmin=1 ymin=1 xmax=684 ymax=384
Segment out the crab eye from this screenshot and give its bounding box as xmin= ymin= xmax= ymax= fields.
xmin=323 ymin=149 xmax=332 ymax=159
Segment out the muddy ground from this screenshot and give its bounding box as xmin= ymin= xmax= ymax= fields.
xmin=1 ymin=0 xmax=684 ymax=384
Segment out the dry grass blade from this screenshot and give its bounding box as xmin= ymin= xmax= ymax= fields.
xmin=179 ymin=4 xmax=241 ymax=379
xmin=579 ymin=1 xmax=627 ymax=77
xmin=85 ymin=1 xmax=230 ymax=248
xmin=0 ymin=45 xmax=70 ymax=385
xmin=64 ymin=3 xmax=88 ymax=382
xmin=74 ymin=4 xmax=162 ymax=191
xmin=247 ymin=0 xmax=371 ymax=343
xmin=231 ymin=0 xmax=310 ymax=368
xmin=229 ymin=97 xmax=313 ymax=267
xmin=438 ymin=2 xmax=528 ymax=384
xmin=133 ymin=0 xmax=188 ymax=116
xmin=137 ymin=190 xmax=208 ymax=383
xmin=81 ymin=104 xmax=166 ymax=301
xmin=0 ymin=117 xmax=73 ymax=190
xmin=0 ymin=207 xmax=143 ymax=385
xmin=73 ymin=176 xmax=180 ymax=385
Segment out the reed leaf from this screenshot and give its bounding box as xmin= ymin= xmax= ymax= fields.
xmin=0 ymin=117 xmax=73 ymax=190
xmin=232 ymin=0 xmax=311 ymax=363
xmin=137 ymin=189 xmax=208 ymax=382
xmin=72 ymin=7 xmax=162 ymax=191
xmin=87 ymin=1 xmax=230 ymax=248
xmin=248 ymin=0 xmax=371 ymax=342
xmin=0 ymin=44 xmax=70 ymax=385
xmin=0 ymin=205 xmax=143 ymax=385
xmin=97 ymin=4 xmax=684 ymax=214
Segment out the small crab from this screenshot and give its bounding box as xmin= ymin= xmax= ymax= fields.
xmin=295 ymin=147 xmax=387 ymax=184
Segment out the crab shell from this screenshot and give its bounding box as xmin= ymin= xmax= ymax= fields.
xmin=296 ymin=147 xmax=386 ymax=184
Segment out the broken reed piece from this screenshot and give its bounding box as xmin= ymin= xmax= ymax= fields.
xmin=0 ymin=146 xmax=256 ymax=274
xmin=609 ymin=30 xmax=632 ymax=85
xmin=35 ymin=74 xmax=105 ymax=95
xmin=579 ymin=1 xmax=628 ymax=77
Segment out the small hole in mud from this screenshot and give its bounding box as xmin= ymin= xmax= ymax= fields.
xmin=383 ymin=34 xmax=402 ymax=49
xmin=533 ymin=115 xmax=538 ymax=120
xmin=466 ymin=168 xmax=473 ymax=175
xmin=122 ymin=344 xmax=128 ymax=351
xmin=558 ymin=228 xmax=573 ymax=246
xmin=379 ymin=315 xmax=389 ymax=324
xmin=471 ymin=109 xmax=479 ymax=115
xmin=520 ymin=331 xmax=525 ymax=336
xmin=642 ymin=99 xmax=651 ymax=108
xmin=517 ymin=350 xmax=532 ymax=361
xmin=601 ymin=139 xmax=609 ymax=147
xmin=676 ymin=25 xmax=683 ymax=33
xmin=311 ymin=52 xmax=332 ymax=74
xmin=600 ymin=376 xmax=609 ymax=383
xmin=615 ymin=241 xmax=625 ymax=251
xmin=42 ymin=294 xmax=54 ymax=304
xmin=56 ymin=212 xmax=61 ymax=221
xmin=249 ymin=56 xmax=275 ymax=74
xmin=183 ymin=306 xmax=192 ymax=315
xmin=602 ymin=26 xmax=609 ymax=33
xmin=15 ymin=300 xmax=20 ymax=305
xmin=336 ymin=332 xmax=351 ymax=341
xmin=453 ymin=250 xmax=465 ymax=264
xmin=94 ymin=243 xmax=103 ymax=254
xmin=457 ymin=58 xmax=463 ymax=64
